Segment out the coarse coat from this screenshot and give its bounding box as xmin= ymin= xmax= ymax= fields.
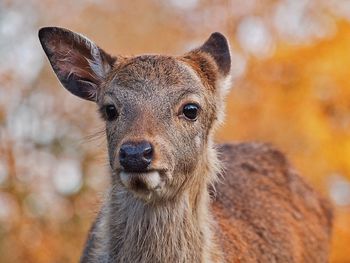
xmin=38 ymin=27 xmax=333 ymax=263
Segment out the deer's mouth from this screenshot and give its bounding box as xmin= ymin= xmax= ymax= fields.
xmin=119 ymin=171 xmax=165 ymax=198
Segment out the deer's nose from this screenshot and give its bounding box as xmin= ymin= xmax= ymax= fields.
xmin=119 ymin=141 xmax=153 ymax=172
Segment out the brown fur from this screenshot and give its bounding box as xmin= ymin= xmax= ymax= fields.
xmin=38 ymin=27 xmax=333 ymax=263
xmin=214 ymin=143 xmax=332 ymax=262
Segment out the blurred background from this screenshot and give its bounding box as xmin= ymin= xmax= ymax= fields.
xmin=0 ymin=0 xmax=350 ymax=262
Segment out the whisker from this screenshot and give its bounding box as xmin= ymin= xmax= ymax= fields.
xmin=82 ymin=126 xmax=106 ymax=143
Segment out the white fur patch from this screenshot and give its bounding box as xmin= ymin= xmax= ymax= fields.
xmin=195 ymin=135 xmax=201 ymax=148
xmin=143 ymin=171 xmax=162 ymax=189
xmin=217 ymin=73 xmax=233 ymax=97
xmin=120 ymin=171 xmax=132 ymax=188
xmin=120 ymin=171 xmax=161 ymax=190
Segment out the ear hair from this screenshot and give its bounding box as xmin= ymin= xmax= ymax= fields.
xmin=38 ymin=27 xmax=116 ymax=101
xmin=182 ymin=32 xmax=232 ymax=93
xmin=198 ymin=32 xmax=231 ymax=76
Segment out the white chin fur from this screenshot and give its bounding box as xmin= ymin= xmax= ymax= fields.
xmin=120 ymin=171 xmax=162 ymax=191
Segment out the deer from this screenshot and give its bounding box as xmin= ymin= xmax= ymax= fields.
xmin=38 ymin=27 xmax=333 ymax=263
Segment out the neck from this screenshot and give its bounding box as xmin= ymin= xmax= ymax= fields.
xmin=105 ymin=149 xmax=221 ymax=263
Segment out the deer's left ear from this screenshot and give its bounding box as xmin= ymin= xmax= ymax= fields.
xmin=39 ymin=27 xmax=116 ymax=101
xmin=183 ymin=32 xmax=231 ymax=92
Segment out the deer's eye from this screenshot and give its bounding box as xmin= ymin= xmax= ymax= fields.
xmin=105 ymin=105 xmax=119 ymax=121
xmin=182 ymin=103 xmax=199 ymax=121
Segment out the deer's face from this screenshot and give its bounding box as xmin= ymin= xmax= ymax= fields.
xmin=98 ymin=56 xmax=220 ymax=200
xmin=39 ymin=27 xmax=231 ymax=202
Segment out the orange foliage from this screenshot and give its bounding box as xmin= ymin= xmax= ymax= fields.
xmin=0 ymin=1 xmax=350 ymax=262
xmin=218 ymin=21 xmax=350 ymax=263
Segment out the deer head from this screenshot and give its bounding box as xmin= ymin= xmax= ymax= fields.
xmin=39 ymin=27 xmax=231 ymax=202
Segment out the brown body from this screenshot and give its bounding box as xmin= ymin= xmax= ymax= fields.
xmin=214 ymin=143 xmax=332 ymax=262
xmin=79 ymin=143 xmax=332 ymax=263
xmin=38 ymin=27 xmax=333 ymax=263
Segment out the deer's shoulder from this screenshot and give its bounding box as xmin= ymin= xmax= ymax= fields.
xmin=211 ymin=142 xmax=333 ymax=262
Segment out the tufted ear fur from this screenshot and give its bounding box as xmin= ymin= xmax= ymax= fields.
xmin=38 ymin=27 xmax=116 ymax=101
xmin=183 ymin=32 xmax=232 ymax=93
xmin=198 ymin=32 xmax=231 ymax=76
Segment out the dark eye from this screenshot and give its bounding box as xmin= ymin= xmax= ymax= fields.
xmin=105 ymin=105 xmax=119 ymax=121
xmin=182 ymin=103 xmax=199 ymax=121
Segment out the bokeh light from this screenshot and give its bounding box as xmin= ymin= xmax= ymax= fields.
xmin=0 ymin=0 xmax=350 ymax=262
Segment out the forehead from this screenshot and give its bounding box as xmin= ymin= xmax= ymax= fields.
xmin=104 ymin=55 xmax=202 ymax=96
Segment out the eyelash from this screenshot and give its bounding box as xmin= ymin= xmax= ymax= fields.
xmin=99 ymin=101 xmax=201 ymax=121
xmin=99 ymin=105 xmax=119 ymax=121
xmin=177 ymin=102 xmax=201 ymax=121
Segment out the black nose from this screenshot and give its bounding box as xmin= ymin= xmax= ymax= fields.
xmin=119 ymin=141 xmax=153 ymax=172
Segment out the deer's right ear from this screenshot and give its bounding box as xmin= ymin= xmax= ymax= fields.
xmin=38 ymin=27 xmax=116 ymax=101
xmin=182 ymin=32 xmax=232 ymax=95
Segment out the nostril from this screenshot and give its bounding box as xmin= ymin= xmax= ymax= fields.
xmin=119 ymin=141 xmax=153 ymax=172
xmin=143 ymin=145 xmax=153 ymax=161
